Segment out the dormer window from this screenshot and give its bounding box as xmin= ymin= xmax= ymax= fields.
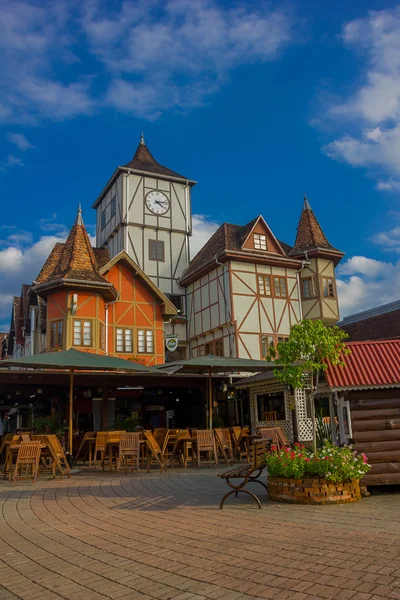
xmin=254 ymin=234 xmax=267 ymax=251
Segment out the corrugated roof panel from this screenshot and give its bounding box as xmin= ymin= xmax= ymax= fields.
xmin=326 ymin=340 xmax=400 ymax=389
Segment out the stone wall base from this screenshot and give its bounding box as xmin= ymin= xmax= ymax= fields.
xmin=267 ymin=476 xmax=361 ymax=504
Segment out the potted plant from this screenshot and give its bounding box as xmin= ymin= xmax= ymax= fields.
xmin=265 ymin=442 xmax=371 ymax=504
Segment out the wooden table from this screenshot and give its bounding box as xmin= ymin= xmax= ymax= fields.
xmin=169 ymin=437 xmax=196 ymax=467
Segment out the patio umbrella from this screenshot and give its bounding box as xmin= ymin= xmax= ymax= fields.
xmin=0 ymin=348 xmax=158 ymax=454
xmin=156 ymin=355 xmax=277 ymax=429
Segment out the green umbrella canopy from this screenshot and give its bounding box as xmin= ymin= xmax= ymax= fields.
xmin=0 ymin=348 xmax=158 ymax=372
xmin=156 ymin=354 xmax=277 ymax=374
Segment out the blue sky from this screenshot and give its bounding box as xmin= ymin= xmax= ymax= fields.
xmin=1 ymin=0 xmax=400 ymax=330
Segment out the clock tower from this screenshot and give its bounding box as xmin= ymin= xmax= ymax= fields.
xmin=93 ymin=134 xmax=196 ymax=354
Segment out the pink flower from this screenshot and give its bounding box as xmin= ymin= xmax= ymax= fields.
xmin=362 ymin=453 xmax=367 ymax=464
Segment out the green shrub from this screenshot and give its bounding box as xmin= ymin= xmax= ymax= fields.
xmin=265 ymin=442 xmax=370 ymax=483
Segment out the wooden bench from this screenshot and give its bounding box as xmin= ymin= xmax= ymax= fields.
xmin=218 ymin=440 xmax=270 ymax=509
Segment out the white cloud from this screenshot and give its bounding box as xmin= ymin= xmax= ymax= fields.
xmin=371 ymin=225 xmax=400 ymax=253
xmin=3 ymin=155 xmax=24 ymax=168
xmin=190 ymin=214 xmax=220 ymax=258
xmin=376 ymin=179 xmax=400 ymax=191
xmin=323 ymin=7 xmax=400 ymax=184
xmin=0 ymin=0 xmax=295 ymax=123
xmin=337 ymin=255 xmax=400 ymax=316
xmin=7 ymin=132 xmax=34 ymax=151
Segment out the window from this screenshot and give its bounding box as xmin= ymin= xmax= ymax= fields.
xmin=149 ymin=239 xmax=165 ymax=262
xmin=257 ymin=275 xmax=271 ymax=297
xmin=302 ymin=276 xmax=317 ymax=299
xmin=273 ymin=276 xmax=287 ymax=297
xmin=50 ymin=320 xmax=63 ymax=348
xmin=99 ymin=323 xmax=105 ymax=351
xmin=205 ymin=338 xmax=224 ymax=356
xmin=110 ymin=196 xmax=116 ymax=218
xmin=138 ymin=329 xmax=154 ymax=353
xmin=261 ymin=335 xmax=274 ymax=358
xmin=322 ymin=277 xmax=335 ymax=298
xmin=214 ymin=339 xmax=224 ymax=356
xmin=277 ymin=336 xmax=289 ymax=344
xmin=254 ymin=234 xmax=267 ymax=250
xmin=73 ymin=320 xmax=92 ymax=347
xmin=101 ymin=209 xmax=106 ymax=230
xmin=257 ymin=391 xmax=286 ymax=422
xmin=116 ymin=328 xmax=133 ymax=353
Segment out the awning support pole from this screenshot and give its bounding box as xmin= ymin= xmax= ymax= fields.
xmin=68 ymin=369 xmax=74 ymax=455
xmin=208 ymin=368 xmax=213 ymax=430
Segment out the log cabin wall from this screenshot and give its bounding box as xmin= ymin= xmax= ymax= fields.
xmin=350 ymin=389 xmax=400 ymax=485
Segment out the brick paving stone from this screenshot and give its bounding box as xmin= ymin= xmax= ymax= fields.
xmin=0 ymin=469 xmax=400 ymax=600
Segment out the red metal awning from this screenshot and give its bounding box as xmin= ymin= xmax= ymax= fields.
xmin=325 ymin=339 xmax=400 ymax=390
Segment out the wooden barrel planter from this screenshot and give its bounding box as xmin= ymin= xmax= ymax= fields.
xmin=267 ymin=476 xmax=361 ymax=504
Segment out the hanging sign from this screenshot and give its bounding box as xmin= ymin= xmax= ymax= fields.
xmin=165 ymin=334 xmax=179 ymax=352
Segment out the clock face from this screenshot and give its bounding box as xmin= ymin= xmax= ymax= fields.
xmin=145 ymin=190 xmax=170 ymax=215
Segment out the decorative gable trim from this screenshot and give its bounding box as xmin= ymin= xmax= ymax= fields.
xmin=240 ymin=215 xmax=286 ymax=256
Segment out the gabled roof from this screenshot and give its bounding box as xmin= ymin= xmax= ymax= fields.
xmin=33 ymin=208 xmax=116 ymax=300
xmin=99 ymin=251 xmax=178 ymax=316
xmin=123 ymin=134 xmax=190 ymax=182
xmin=339 ymin=301 xmax=400 ymax=342
xmin=325 ymin=340 xmax=400 ymax=391
xmin=289 ymin=196 xmax=343 ymax=261
xmin=180 ymin=218 xmax=297 ymax=285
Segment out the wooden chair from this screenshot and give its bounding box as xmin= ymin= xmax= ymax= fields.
xmin=196 ymin=430 xmax=218 ymax=468
xmin=93 ymin=431 xmax=108 ymax=467
xmin=258 ymin=426 xmax=289 ymax=449
xmin=264 ymin=411 xmax=277 ymax=421
xmin=119 ymin=432 xmax=141 ymax=473
xmin=20 ymin=433 xmax=33 ymax=442
xmin=143 ymin=431 xmax=167 ymax=472
xmin=169 ymin=429 xmax=190 ymax=467
xmin=214 ymin=428 xmax=234 ymax=466
xmin=0 ymin=433 xmax=19 ymax=460
xmin=230 ymin=426 xmax=249 ymax=461
xmin=75 ymin=431 xmax=95 ymax=464
xmin=12 ymin=442 xmax=41 ymax=485
xmin=153 ymin=428 xmax=167 ymax=448
xmin=102 ymin=431 xmax=124 ymax=471
xmin=47 ymin=435 xmax=71 ymax=478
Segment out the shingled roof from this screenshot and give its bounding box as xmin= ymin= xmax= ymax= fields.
xmin=123 ymin=134 xmax=189 ymax=181
xmin=181 ymin=218 xmax=296 ymax=285
xmin=289 ymin=196 xmax=343 ymax=258
xmin=33 ymin=208 xmax=116 ymax=299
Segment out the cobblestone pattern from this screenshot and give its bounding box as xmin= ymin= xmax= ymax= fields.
xmin=0 ymin=468 xmax=400 ymax=600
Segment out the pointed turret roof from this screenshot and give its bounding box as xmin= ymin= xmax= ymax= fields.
xmin=123 ymin=133 xmax=189 ymax=181
xmin=33 ymin=207 xmax=117 ymax=300
xmin=289 ymin=196 xmax=344 ymax=262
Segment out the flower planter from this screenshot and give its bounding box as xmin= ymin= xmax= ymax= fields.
xmin=267 ymin=476 xmax=361 ymax=504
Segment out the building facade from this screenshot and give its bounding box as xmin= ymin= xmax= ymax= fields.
xmin=8 ymin=208 xmax=177 ymax=365
xmin=180 ymin=200 xmax=344 ymax=360
xmin=93 ymin=134 xmax=195 ymax=359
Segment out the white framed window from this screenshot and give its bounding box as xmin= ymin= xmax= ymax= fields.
xmin=258 ymin=275 xmax=271 ymax=297
xmin=73 ymin=320 xmax=92 ymax=347
xmin=116 ymin=328 xmax=133 ymax=353
xmin=322 ymin=277 xmax=335 ymax=298
xmin=254 ymin=234 xmax=267 ymax=250
xmin=137 ymin=329 xmax=154 ymax=354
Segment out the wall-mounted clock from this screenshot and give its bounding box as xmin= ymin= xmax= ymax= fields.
xmin=145 ymin=190 xmax=170 ymax=215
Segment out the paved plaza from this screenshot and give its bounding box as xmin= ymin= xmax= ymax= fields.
xmin=0 ymin=468 xmax=400 ymax=600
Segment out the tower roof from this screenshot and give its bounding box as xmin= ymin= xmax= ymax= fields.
xmin=34 ymin=207 xmax=116 ymax=299
xmin=289 ymin=195 xmax=343 ymax=260
xmin=123 ymin=134 xmax=190 ymax=181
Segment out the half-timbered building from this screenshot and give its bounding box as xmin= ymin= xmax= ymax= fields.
xmin=22 ymin=207 xmax=177 ymax=365
xmin=180 ymin=198 xmax=344 ymax=360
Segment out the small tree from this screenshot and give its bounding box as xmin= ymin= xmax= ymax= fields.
xmin=267 ymin=319 xmax=350 ymax=453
